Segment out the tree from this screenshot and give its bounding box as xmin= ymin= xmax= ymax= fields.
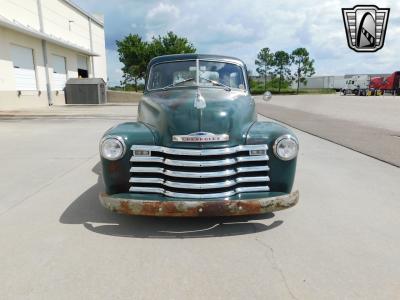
xmin=255 ymin=48 xmax=274 ymax=92
xmin=271 ymin=51 xmax=291 ymax=93
xmin=116 ymin=34 xmax=149 ymax=91
xmin=149 ymin=31 xmax=196 ymax=57
xmin=116 ymin=32 xmax=196 ymax=91
xmin=291 ymin=48 xmax=315 ymax=94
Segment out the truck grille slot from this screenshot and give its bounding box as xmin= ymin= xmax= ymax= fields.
xmin=129 ymin=145 xmax=270 ymax=199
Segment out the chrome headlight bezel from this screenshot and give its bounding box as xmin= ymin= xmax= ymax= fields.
xmin=273 ymin=134 xmax=299 ymax=161
xmin=100 ymin=135 xmax=126 ymax=161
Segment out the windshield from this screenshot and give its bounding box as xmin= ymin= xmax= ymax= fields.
xmin=147 ymin=60 xmax=246 ymax=91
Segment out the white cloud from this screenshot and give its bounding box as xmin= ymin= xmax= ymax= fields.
xmin=146 ymin=3 xmax=180 ymax=29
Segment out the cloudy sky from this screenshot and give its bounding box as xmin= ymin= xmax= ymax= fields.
xmin=74 ymin=0 xmax=400 ymax=86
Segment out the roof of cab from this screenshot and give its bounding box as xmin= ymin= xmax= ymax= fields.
xmin=148 ymin=54 xmax=246 ymax=67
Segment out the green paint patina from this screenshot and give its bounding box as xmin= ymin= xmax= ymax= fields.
xmin=100 ymin=54 xmax=298 ymax=202
xmin=138 ymin=88 xmax=256 ymax=148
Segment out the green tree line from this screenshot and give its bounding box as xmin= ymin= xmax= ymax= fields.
xmin=255 ymin=47 xmax=315 ymax=94
xmin=116 ymin=31 xmax=315 ymax=94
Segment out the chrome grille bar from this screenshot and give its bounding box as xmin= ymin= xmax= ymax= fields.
xmin=131 ymin=155 xmax=269 ymax=165
xmin=129 ymin=144 xmax=270 ymax=198
xmin=129 ymin=166 xmax=270 ymax=178
xmin=131 ymin=144 xmax=268 ymax=156
xmin=129 ymin=176 xmax=270 ymax=188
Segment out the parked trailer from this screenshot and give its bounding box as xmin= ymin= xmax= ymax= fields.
xmin=332 ymin=76 xmax=346 ymax=91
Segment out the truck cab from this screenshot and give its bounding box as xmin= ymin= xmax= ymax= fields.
xmin=342 ymin=75 xmax=369 ymax=96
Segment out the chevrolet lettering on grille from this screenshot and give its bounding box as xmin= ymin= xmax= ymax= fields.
xmin=173 ymin=132 xmax=229 ymax=142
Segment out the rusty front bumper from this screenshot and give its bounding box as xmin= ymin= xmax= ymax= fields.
xmin=99 ymin=190 xmax=299 ymax=217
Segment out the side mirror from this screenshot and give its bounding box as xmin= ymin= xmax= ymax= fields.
xmin=263 ymin=91 xmax=272 ymax=101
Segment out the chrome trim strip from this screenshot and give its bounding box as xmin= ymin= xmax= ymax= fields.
xmin=129 ymin=185 xmax=270 ymax=199
xmin=237 ymin=155 xmax=269 ymax=162
xmin=129 ymin=176 xmax=270 ymax=189
xmin=131 ymin=156 xmax=164 ymax=163
xmin=130 ymin=156 xmax=268 ymax=166
xmin=130 ymin=166 xmax=270 ymax=177
xmin=131 ymin=144 xmax=268 ymax=156
xmin=163 ymin=158 xmax=236 ymax=167
xmin=164 ymin=169 xmax=236 ymax=178
xmin=236 ymin=176 xmax=270 ymax=183
xmin=236 ymin=186 xmax=270 ymax=193
xmin=129 ymin=187 xmax=165 ymax=194
xmin=237 ymin=166 xmax=270 ymax=173
xmin=164 ymin=180 xmax=236 ymax=189
xmin=130 ymin=167 xmax=164 ymax=173
xmin=129 ymin=177 xmax=164 ymax=184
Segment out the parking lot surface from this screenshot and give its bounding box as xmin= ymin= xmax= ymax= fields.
xmin=256 ymin=93 xmax=400 ymax=132
xmin=0 ymin=104 xmax=400 ymax=299
xmin=256 ymin=101 xmax=400 ymax=167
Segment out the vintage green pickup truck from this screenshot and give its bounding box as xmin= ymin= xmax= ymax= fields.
xmin=99 ymin=54 xmax=299 ymax=217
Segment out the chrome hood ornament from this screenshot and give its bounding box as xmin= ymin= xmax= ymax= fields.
xmin=194 ymin=89 xmax=206 ymax=109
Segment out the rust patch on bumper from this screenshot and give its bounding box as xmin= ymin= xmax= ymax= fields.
xmin=99 ymin=191 xmax=299 ymax=217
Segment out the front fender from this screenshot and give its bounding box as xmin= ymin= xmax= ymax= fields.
xmin=100 ymin=122 xmax=156 ymax=195
xmin=246 ymin=121 xmax=298 ymax=193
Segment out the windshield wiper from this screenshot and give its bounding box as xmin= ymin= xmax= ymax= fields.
xmin=199 ymin=77 xmax=231 ymax=91
xmin=162 ymin=77 xmax=195 ymax=90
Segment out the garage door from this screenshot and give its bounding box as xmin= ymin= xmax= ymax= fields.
xmin=11 ymin=45 xmax=37 ymax=91
xmin=52 ymin=55 xmax=67 ymax=91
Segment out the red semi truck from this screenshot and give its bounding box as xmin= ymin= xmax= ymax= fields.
xmin=369 ymin=71 xmax=400 ymax=95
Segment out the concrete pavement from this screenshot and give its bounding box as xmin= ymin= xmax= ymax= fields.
xmin=0 ymin=107 xmax=400 ymax=299
xmin=257 ymin=101 xmax=400 ymax=167
xmin=256 ymin=93 xmax=400 ymax=132
xmin=0 ymin=104 xmax=138 ymax=119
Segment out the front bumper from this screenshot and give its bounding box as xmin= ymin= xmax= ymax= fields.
xmin=99 ymin=190 xmax=299 ymax=217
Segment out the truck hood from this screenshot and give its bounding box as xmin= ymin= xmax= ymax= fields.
xmin=138 ymin=88 xmax=256 ymax=148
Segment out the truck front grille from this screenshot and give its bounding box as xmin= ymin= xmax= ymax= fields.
xmin=129 ymin=145 xmax=270 ymax=199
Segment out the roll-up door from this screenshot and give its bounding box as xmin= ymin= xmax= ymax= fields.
xmin=11 ymin=45 xmax=37 ymax=91
xmin=52 ymin=54 xmax=67 ymax=91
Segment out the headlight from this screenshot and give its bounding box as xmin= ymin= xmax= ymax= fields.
xmin=273 ymin=135 xmax=299 ymax=161
xmin=100 ymin=136 xmax=126 ymax=160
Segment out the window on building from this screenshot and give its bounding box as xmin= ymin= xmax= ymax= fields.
xmin=77 ymin=55 xmax=89 ymax=78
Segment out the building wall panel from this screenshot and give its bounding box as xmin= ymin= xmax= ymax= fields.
xmin=0 ymin=0 xmax=40 ymax=30
xmin=41 ymin=0 xmax=91 ymax=50
xmin=91 ymin=21 xmax=107 ymax=80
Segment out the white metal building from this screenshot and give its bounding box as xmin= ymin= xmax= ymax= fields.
xmin=0 ymin=0 xmax=107 ymax=109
